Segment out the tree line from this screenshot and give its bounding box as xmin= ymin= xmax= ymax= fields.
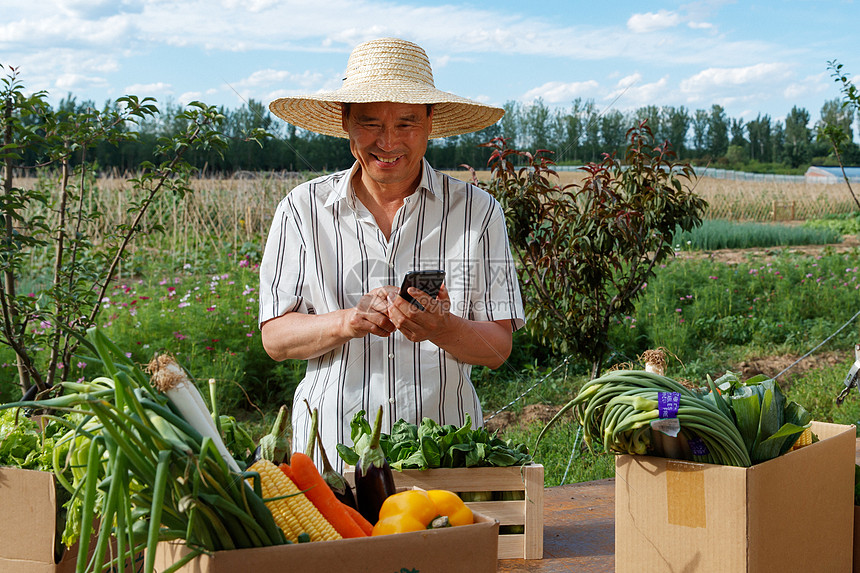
xmin=31 ymin=92 xmax=860 ymax=176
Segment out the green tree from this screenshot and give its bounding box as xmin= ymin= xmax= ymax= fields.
xmin=583 ymin=104 xmax=602 ymax=162
xmin=818 ymin=60 xmax=860 ymax=210
xmin=500 ymin=100 xmax=522 ymax=149
xmin=480 ymin=122 xmax=707 ymax=378
xmin=707 ymin=104 xmax=729 ymax=158
xmin=1 ymin=65 xmax=231 ymax=396
xmin=730 ymin=118 xmax=747 ymax=147
xmin=524 ymin=98 xmax=552 ymax=151
xmin=691 ymin=109 xmax=709 ymax=157
xmin=560 ymin=98 xmax=596 ymax=163
xmin=665 ymin=106 xmax=690 ymax=157
xmin=818 ymin=98 xmax=855 ymax=142
xmin=747 ymin=114 xmax=772 ymax=162
xmin=783 ymin=106 xmax=812 ymax=167
xmin=599 ymin=110 xmax=627 ymax=155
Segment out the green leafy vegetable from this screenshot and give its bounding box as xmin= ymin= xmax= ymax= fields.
xmin=0 ymin=410 xmax=68 ymax=471
xmin=337 ymin=412 xmax=532 ymax=470
xmin=717 ymin=372 xmax=813 ymax=464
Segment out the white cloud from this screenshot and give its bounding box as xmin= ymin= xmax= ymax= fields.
xmin=178 ymin=91 xmax=203 ymax=105
xmin=606 ymin=75 xmax=670 ymax=109
xmin=0 ymin=0 xmax=846 ymax=124
xmin=783 ymin=72 xmax=830 ymax=101
xmin=523 ymin=80 xmax=600 ymax=104
xmin=680 ymin=63 xmax=793 ymax=93
xmin=124 ymin=82 xmax=172 ymax=96
xmin=433 ymin=55 xmax=451 ymax=69
xmin=55 ymin=73 xmax=109 ymax=91
xmin=221 ymin=0 xmax=279 ymax=12
xmin=627 ymin=10 xmax=682 ymax=33
xmin=233 ymin=69 xmax=331 ymax=94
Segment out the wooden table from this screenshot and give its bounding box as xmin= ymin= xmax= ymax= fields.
xmin=497 ymin=478 xmax=615 ymax=573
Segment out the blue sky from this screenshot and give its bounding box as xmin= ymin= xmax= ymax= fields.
xmin=2 ymin=0 xmax=858 ymax=128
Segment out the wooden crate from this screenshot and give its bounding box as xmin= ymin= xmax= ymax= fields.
xmin=346 ymin=464 xmax=544 ymax=559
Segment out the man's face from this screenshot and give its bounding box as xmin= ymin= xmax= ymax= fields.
xmin=342 ymin=102 xmax=432 ymax=193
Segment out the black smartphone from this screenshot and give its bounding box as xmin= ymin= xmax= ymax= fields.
xmin=399 ymin=269 xmax=445 ymax=311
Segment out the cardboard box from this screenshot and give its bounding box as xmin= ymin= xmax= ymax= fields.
xmin=0 ymin=466 xmax=74 ymax=573
xmin=346 ymin=464 xmax=544 ymax=559
xmin=615 ymin=421 xmax=855 ymax=573
xmin=854 ymin=506 xmax=860 ymax=573
xmin=153 ymin=511 xmax=498 ymax=573
xmin=0 ymin=466 xmax=144 ymax=573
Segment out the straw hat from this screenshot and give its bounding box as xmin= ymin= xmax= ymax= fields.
xmin=268 ymin=38 xmax=504 ymax=139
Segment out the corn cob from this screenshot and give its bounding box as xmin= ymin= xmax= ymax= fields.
xmin=790 ymin=427 xmax=813 ymax=451
xmin=248 ymin=459 xmax=342 ymax=543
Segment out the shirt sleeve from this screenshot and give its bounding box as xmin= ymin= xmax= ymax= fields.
xmin=258 ymin=196 xmax=311 ymax=326
xmin=473 ymin=198 xmax=526 ymax=330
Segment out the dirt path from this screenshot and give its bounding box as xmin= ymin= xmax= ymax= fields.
xmin=675 ymin=234 xmax=859 ymax=265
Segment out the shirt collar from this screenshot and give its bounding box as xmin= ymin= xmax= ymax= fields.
xmin=324 ymin=158 xmax=440 ymax=209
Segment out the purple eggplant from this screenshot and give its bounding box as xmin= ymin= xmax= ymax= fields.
xmin=354 ymin=406 xmax=396 ymax=524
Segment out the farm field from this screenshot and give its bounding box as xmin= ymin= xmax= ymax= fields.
xmin=20 ymin=171 xmax=860 ymax=248
xmin=445 ymin=169 xmax=860 ymax=221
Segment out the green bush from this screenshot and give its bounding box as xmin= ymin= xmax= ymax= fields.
xmin=805 ymin=213 xmax=860 ymax=235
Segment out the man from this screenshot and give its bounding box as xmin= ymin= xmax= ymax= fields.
xmin=260 ymin=37 xmax=525 ymax=468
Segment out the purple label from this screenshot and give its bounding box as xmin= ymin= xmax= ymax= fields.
xmin=658 ymin=392 xmax=681 ymax=418
xmin=688 ymin=436 xmax=709 ymax=456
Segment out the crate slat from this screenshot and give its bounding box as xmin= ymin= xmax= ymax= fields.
xmin=497 ymin=534 xmax=525 ymax=560
xmin=464 ymin=500 xmax=524 ymax=524
xmin=346 ymin=464 xmax=544 ymax=559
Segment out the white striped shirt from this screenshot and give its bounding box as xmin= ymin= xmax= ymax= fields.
xmin=259 ymin=158 xmax=525 ymax=468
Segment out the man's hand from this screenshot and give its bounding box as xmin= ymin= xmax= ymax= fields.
xmin=347 ymin=286 xmax=399 ymax=338
xmin=386 ymin=283 xmax=513 ymax=369
xmin=261 ymin=285 xmax=398 ymax=361
xmin=386 ymin=283 xmax=452 ymax=343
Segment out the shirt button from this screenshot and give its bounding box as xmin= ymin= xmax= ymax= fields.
xmin=388 ymin=397 xmax=396 ymax=404
xmin=388 ymin=353 xmax=395 ymax=359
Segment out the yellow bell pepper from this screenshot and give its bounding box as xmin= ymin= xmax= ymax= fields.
xmin=427 ymin=489 xmax=473 ymax=527
xmin=371 ymin=489 xmax=473 ymax=536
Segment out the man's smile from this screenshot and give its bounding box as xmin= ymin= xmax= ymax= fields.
xmin=373 ymin=154 xmax=401 ymax=164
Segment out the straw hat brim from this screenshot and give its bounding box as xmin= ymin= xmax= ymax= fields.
xmin=269 ymin=84 xmax=504 ymax=140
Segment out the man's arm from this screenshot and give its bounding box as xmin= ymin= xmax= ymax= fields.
xmin=430 ymin=316 xmax=513 ymax=369
xmin=261 ymin=286 xmax=397 ymax=361
xmin=386 ymin=285 xmax=513 ymax=369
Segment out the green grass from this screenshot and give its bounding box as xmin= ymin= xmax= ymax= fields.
xmin=609 ymin=248 xmax=860 ymax=379
xmin=504 ymin=421 xmax=616 ymax=486
xmin=672 ymin=219 xmax=843 ymax=251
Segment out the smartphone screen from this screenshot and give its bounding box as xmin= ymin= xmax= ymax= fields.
xmin=399 ymin=270 xmax=445 ymax=311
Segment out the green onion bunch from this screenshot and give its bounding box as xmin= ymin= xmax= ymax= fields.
xmin=0 ymin=328 xmax=286 ymax=573
xmin=536 ymin=370 xmax=753 ymax=467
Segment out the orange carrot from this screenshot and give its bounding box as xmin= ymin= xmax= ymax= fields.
xmin=343 ymin=501 xmax=374 ymax=536
xmin=278 ymin=462 xmax=293 ymax=480
xmin=289 ymin=452 xmax=367 ymax=538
